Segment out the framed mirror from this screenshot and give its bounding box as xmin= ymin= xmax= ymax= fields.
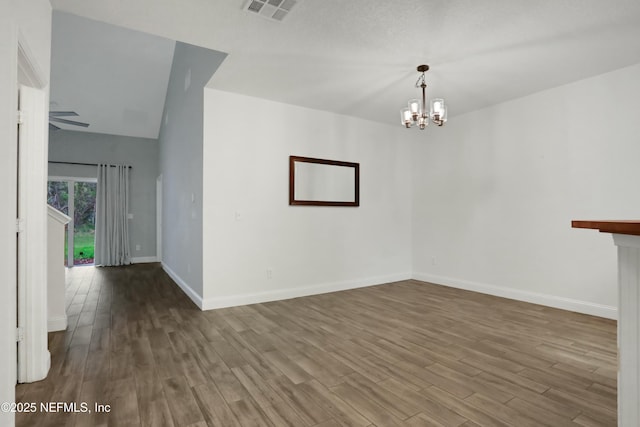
xmin=289 ymin=156 xmax=360 ymax=207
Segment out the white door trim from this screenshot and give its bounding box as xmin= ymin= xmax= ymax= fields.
xmin=67 ymin=182 xmax=75 ymax=267
xmin=17 ymin=31 xmax=46 ymax=89
xmin=156 ymin=174 xmax=163 ymax=263
xmin=17 ymin=82 xmax=50 ymax=383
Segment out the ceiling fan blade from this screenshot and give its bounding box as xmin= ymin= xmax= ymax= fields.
xmin=49 ymin=111 xmax=79 ymax=117
xmin=49 ymin=123 xmax=61 ymax=131
xmin=49 ymin=117 xmax=89 ymax=127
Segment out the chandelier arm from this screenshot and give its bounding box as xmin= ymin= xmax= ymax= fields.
xmin=421 ymin=82 xmax=427 ymax=117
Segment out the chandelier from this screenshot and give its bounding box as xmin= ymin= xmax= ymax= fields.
xmin=400 ymin=65 xmax=447 ymax=129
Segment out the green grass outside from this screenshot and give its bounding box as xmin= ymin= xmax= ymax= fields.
xmin=74 ymin=231 xmax=95 ymax=260
xmin=64 ymin=230 xmax=95 ymax=264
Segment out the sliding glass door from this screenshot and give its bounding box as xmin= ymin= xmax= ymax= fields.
xmin=47 ymin=181 xmax=69 ymax=265
xmin=47 ymin=179 xmax=97 ymax=266
xmin=73 ymin=182 xmax=97 ymax=264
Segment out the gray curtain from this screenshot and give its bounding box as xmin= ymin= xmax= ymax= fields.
xmin=95 ymin=164 xmax=131 ymax=266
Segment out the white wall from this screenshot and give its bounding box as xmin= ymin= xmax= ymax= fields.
xmin=47 ymin=208 xmax=70 ymax=332
xmin=157 ymin=42 xmax=226 ymax=300
xmin=202 ymin=89 xmax=412 ymax=308
xmin=0 ymin=0 xmax=51 ymax=424
xmin=49 ymin=130 xmax=159 ymax=261
xmin=412 ymin=63 xmax=640 ymax=319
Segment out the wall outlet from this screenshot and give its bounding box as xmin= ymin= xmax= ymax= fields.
xmin=235 ymin=211 xmax=242 ymax=221
xmin=135 ymin=244 xmax=141 ymax=251
xmin=431 ymin=257 xmax=436 ymax=265
xmin=266 ymin=268 xmax=273 ymax=279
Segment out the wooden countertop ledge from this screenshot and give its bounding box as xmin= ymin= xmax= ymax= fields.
xmin=572 ymin=220 xmax=640 ymax=236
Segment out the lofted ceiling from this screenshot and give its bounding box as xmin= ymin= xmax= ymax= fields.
xmin=50 ymin=0 xmax=640 ymax=135
xmin=50 ymin=11 xmax=175 ymax=138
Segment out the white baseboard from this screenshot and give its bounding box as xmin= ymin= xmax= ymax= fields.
xmin=158 ymin=265 xmax=614 ymax=319
xmin=131 ymin=256 xmax=158 ymax=264
xmin=201 ymin=273 xmax=412 ymax=311
xmin=161 ymin=262 xmax=203 ymax=309
xmin=47 ymin=315 xmax=67 ymax=332
xmin=413 ymin=272 xmax=617 ymax=320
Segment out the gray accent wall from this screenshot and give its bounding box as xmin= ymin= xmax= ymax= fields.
xmin=158 ymin=42 xmax=227 ymax=298
xmin=48 ymin=129 xmax=159 ymax=260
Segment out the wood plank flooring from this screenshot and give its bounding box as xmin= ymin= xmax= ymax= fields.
xmin=16 ymin=264 xmax=617 ymax=426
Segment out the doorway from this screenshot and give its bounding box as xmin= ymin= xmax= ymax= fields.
xmin=47 ymin=179 xmax=97 ymax=266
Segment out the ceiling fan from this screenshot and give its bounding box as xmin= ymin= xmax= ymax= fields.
xmin=49 ymin=111 xmax=89 ymax=131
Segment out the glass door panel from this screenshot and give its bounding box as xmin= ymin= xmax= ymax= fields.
xmin=47 ymin=180 xmax=96 ymax=266
xmin=73 ymin=182 xmax=96 ymax=265
xmin=47 ymin=181 xmax=69 ymax=266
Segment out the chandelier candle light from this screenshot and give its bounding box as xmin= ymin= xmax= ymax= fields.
xmin=400 ymin=65 xmax=447 ymax=129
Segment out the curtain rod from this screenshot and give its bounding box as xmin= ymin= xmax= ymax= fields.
xmin=48 ymin=161 xmax=132 ymax=168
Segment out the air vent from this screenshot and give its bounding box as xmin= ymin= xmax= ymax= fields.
xmin=244 ymin=0 xmax=298 ymax=21
xmin=247 ymin=0 xmax=263 ymax=12
xmin=272 ymin=9 xmax=287 ymax=21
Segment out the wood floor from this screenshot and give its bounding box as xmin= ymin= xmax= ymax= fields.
xmin=16 ymin=264 xmax=617 ymax=427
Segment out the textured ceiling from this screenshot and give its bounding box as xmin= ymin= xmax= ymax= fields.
xmin=50 ymin=0 xmax=640 ymax=130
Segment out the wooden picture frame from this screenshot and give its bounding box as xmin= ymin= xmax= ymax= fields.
xmin=289 ymin=156 xmax=360 ymax=207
